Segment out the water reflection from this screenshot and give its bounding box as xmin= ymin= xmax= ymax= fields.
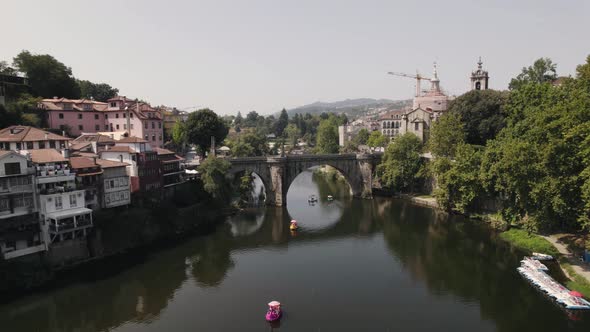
xmin=1 ymin=172 xmax=589 ymax=331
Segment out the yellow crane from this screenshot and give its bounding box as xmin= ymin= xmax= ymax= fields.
xmin=387 ymin=71 xmax=433 ymax=97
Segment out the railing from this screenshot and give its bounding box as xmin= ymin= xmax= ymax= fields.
xmin=36 ymin=169 xmax=73 ymax=177
xmin=40 ymin=186 xmax=77 ymax=195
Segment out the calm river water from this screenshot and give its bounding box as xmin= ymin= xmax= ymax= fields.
xmin=1 ymin=170 xmax=589 ymax=331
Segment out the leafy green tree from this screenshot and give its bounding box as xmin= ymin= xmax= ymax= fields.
xmin=231 ymin=140 xmax=255 ymax=157
xmin=77 ymin=80 xmax=119 ymax=101
xmin=0 ymin=61 xmax=17 ymax=75
xmin=428 ymin=112 xmax=465 ymax=158
xmin=377 ymin=133 xmax=424 ymax=192
xmin=244 ymin=111 xmax=260 ymax=127
xmin=198 ymin=156 xmax=231 ymax=201
xmin=181 ymin=109 xmax=228 ymax=156
xmin=285 ymin=123 xmax=300 ymax=147
xmin=240 ymin=131 xmax=268 ymax=156
xmin=316 ymin=117 xmax=339 ymax=154
xmin=238 ymin=172 xmax=254 ymax=206
xmin=447 ymin=89 xmax=508 ymax=145
xmin=509 ymin=57 xmax=558 ymax=90
xmin=353 ymin=128 xmax=370 ymax=145
xmin=432 ymin=143 xmax=484 ymax=213
xmin=275 ymin=108 xmax=289 ymax=137
xmin=367 ymin=130 xmax=388 ymax=149
xmin=13 ymin=51 xmax=80 ymax=98
xmin=234 ymin=111 xmax=243 ymax=126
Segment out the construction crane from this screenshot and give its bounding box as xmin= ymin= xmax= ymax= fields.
xmin=387 ymin=71 xmax=433 ymax=97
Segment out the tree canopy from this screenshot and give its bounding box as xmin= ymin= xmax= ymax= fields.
xmin=177 ymin=109 xmax=228 ymax=156
xmin=78 ymin=80 xmax=119 ymax=101
xmin=509 ymin=57 xmax=558 ymax=90
xmin=13 ymin=51 xmax=81 ymax=98
xmin=367 ymin=130 xmax=388 ymax=148
xmin=316 ymin=116 xmax=340 ymax=154
xmin=377 ymin=133 xmax=424 ymax=192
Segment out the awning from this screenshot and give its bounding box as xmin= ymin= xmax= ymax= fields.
xmin=76 ymin=171 xmax=103 ymax=177
xmin=46 ymin=207 xmax=92 ymax=220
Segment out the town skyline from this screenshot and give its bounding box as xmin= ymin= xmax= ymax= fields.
xmin=2 ymin=0 xmax=589 ymax=114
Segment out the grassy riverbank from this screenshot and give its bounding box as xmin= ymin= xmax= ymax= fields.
xmin=499 ymin=229 xmax=560 ymax=257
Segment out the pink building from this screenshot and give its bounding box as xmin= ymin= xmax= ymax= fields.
xmin=39 ymin=96 xmax=164 ymax=149
xmin=39 ymin=98 xmax=109 ymax=137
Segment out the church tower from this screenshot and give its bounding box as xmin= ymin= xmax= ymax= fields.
xmin=471 ymin=57 xmax=489 ymax=90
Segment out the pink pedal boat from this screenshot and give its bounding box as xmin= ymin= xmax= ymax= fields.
xmin=265 ymin=301 xmax=282 ymax=322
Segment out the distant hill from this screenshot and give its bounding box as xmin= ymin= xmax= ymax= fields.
xmin=286 ymin=98 xmax=412 ymax=119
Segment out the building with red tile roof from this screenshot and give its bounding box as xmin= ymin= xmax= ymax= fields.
xmin=0 ymin=126 xmax=70 ymax=151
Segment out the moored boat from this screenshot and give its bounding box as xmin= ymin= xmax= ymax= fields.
xmin=327 ymin=195 xmax=334 ymax=201
xmin=308 ymin=195 xmax=318 ymax=203
xmin=290 ymin=220 xmax=298 ymax=231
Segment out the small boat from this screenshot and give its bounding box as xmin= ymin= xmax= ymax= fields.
xmin=308 ymin=195 xmax=318 ymax=203
xmin=265 ymin=301 xmax=282 ymax=322
xmin=532 ymin=252 xmax=554 ymax=261
xmin=327 ymin=195 xmax=334 ymax=201
xmin=290 ymin=220 xmax=298 ymax=231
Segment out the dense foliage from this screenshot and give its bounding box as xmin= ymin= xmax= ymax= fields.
xmin=377 ymin=133 xmax=424 ymax=192
xmin=174 ymin=109 xmax=229 ymax=156
xmin=198 ymin=156 xmax=232 ymax=201
xmin=78 ymin=80 xmax=119 ymax=101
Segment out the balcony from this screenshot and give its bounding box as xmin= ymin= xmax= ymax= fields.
xmin=0 ymin=184 xmax=34 ymax=195
xmin=2 ymin=244 xmax=46 ymax=260
xmin=39 ymin=186 xmax=78 ymax=195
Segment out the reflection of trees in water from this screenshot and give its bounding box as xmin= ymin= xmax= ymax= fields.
xmin=312 ymin=168 xmax=352 ymax=202
xmin=381 ymin=203 xmax=579 ymax=332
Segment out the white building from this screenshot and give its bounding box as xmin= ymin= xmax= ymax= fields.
xmin=96 ymin=159 xmax=131 ymax=208
xmin=0 ymin=151 xmax=46 ymax=260
xmin=29 ymin=149 xmax=93 ymax=244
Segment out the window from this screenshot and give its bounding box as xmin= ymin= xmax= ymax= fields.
xmin=95 ymin=125 xmax=100 ymax=131
xmin=39 ymin=141 xmax=45 ymax=149
xmin=26 ymin=142 xmax=33 ymax=149
xmin=159 ymin=135 xmax=162 ymax=141
xmin=69 ymin=194 xmax=77 ymax=207
xmin=110 ymin=102 xmax=117 ymax=107
xmin=110 ymin=179 xmax=115 ymax=188
xmin=414 ymin=122 xmax=419 ymax=131
xmin=4 ymin=162 xmax=21 ymax=175
xmin=49 ymin=141 xmax=55 ymax=149
xmin=130 ymin=113 xmax=133 ymax=118
xmin=104 ymin=114 xmax=108 ymax=119
xmin=119 ymin=155 xmax=123 ymax=162
xmin=152 ymin=122 xmax=155 ymax=129
xmin=59 ymin=113 xmax=64 ymax=119
xmin=79 ymin=125 xmax=83 ymax=130
xmin=16 ymin=142 xmax=21 ymax=150
xmin=105 ymin=125 xmax=109 ymax=130
xmin=78 ymin=114 xmax=83 ymax=119
xmin=116 ymin=124 xmax=120 ymax=130
xmin=124 ymin=124 xmax=127 ymax=130
xmin=130 ymin=124 xmax=134 ymax=129
xmin=152 ymin=135 xmax=156 ymax=141
xmin=123 ymin=113 xmax=126 ymax=118
xmin=158 ymin=122 xmax=161 ymax=129
xmin=144 ymin=122 xmax=148 ymax=129
xmin=94 ymin=114 xmax=99 ymax=120
xmin=116 ymin=114 xmax=119 ymax=118
xmin=55 ymin=196 xmax=63 ymax=210
xmin=145 ymin=135 xmax=149 ymax=141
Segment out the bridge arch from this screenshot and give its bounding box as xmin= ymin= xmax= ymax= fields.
xmin=227 ymin=154 xmax=380 ymax=206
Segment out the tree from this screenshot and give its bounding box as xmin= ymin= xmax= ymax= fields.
xmin=238 ymin=172 xmax=254 ymax=206
xmin=353 ymin=128 xmax=370 ymax=145
xmin=181 ymin=109 xmax=228 ymax=156
xmin=446 ymin=89 xmax=508 ymax=145
xmin=285 ymin=123 xmax=300 ymax=147
xmin=231 ymin=140 xmax=255 ymax=157
xmin=316 ymin=117 xmax=339 ymax=154
xmin=240 ymin=131 xmax=268 ymax=156
xmin=432 ymin=143 xmax=484 ymax=213
xmin=0 ymin=61 xmax=17 ymax=75
xmin=509 ymin=57 xmax=558 ymax=90
xmin=198 ymin=156 xmax=231 ymax=201
xmin=244 ymin=111 xmax=260 ymax=127
xmin=77 ymin=80 xmax=119 ymax=101
xmin=367 ymin=130 xmax=388 ymax=149
xmin=276 ymin=108 xmax=289 ymax=137
xmin=377 ymin=133 xmax=424 ymax=192
xmin=234 ymin=111 xmax=243 ymax=127
xmin=13 ymin=51 xmax=80 ymax=98
xmin=428 ymin=112 xmax=465 ymax=158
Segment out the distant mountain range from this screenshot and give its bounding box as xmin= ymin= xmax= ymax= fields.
xmin=286 ymin=98 xmax=412 ymax=119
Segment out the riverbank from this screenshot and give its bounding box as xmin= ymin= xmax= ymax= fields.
xmin=392 ymin=193 xmax=590 ymax=298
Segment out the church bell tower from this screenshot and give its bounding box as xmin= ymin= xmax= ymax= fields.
xmin=471 ymin=57 xmax=489 ymax=90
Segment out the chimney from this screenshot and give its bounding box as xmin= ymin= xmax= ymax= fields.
xmin=44 ymin=133 xmax=48 ymax=140
xmin=62 ymin=130 xmax=66 ymax=137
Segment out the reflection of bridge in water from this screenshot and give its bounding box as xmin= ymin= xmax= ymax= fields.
xmin=228 ymin=154 xmax=382 ymax=206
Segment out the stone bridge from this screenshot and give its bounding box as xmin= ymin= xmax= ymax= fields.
xmin=227 ymin=153 xmax=382 ymax=206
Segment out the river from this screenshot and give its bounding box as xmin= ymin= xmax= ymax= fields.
xmin=0 ymin=169 xmax=589 ymax=331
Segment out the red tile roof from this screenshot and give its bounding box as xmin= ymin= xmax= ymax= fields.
xmin=118 ymin=136 xmax=147 ymax=143
xmin=95 ymin=159 xmax=129 ymax=168
xmin=104 ymin=146 xmax=134 ymax=153
xmin=28 ymin=149 xmax=67 ymax=163
xmin=0 ymin=126 xmax=71 ymax=142
xmin=154 ymin=147 xmax=175 ymax=155
xmin=69 ymin=156 xmax=98 ymax=169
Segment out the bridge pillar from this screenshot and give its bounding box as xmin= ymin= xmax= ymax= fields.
xmin=268 ymin=158 xmax=287 ymax=207
xmin=357 ymin=154 xmax=374 ymax=199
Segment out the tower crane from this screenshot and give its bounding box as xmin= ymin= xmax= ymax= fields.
xmin=387 ymin=71 xmax=432 ymax=97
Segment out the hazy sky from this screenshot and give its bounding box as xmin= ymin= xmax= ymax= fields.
xmin=2 ymin=0 xmax=589 ymax=114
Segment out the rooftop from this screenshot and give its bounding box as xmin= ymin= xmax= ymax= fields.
xmin=0 ymin=126 xmax=71 ymax=143
xmin=95 ymin=159 xmax=129 ymax=168
xmin=118 ymin=136 xmax=148 ymax=143
xmin=28 ymin=149 xmax=67 ymax=164
xmin=69 ymin=156 xmax=98 ymax=169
